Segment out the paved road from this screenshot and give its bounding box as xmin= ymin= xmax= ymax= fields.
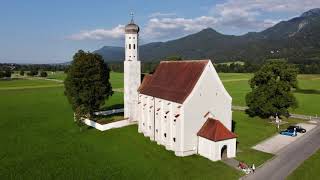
xmin=252 ymin=123 xmax=317 ymax=154
xmin=242 ymin=124 xmax=320 ymax=180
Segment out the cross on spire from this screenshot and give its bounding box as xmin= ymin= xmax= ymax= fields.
xmin=130 ymin=12 xmax=134 ymax=23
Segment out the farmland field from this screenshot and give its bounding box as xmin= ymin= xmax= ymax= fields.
xmin=221 ymin=74 xmax=320 ymax=116
xmin=0 ymin=72 xmax=318 ymax=179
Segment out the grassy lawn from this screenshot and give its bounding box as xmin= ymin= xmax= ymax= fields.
xmin=110 ymin=72 xmax=124 ymax=89
xmin=220 ymin=74 xmax=320 ymax=116
xmin=0 ymin=72 xmax=318 ymax=179
xmin=46 ymin=71 xmax=124 ymax=89
xmin=101 ymin=92 xmax=124 ymax=110
xmin=287 ymin=150 xmax=320 ymax=180
xmin=47 ymin=71 xmax=67 ymax=80
xmin=0 ymin=85 xmax=241 ymax=179
xmin=0 ymin=78 xmax=63 ymax=90
xmin=103 ymin=72 xmax=320 ymax=115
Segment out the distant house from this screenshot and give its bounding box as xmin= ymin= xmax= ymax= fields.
xmin=123 ymin=17 xmax=237 ymax=161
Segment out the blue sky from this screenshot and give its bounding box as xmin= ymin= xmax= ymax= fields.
xmin=0 ymin=0 xmax=319 ymax=64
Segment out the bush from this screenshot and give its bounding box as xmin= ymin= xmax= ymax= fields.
xmin=20 ymin=70 xmax=25 ymax=76
xmin=40 ymin=71 xmax=48 ymax=77
xmin=3 ymin=70 xmax=11 ymax=78
xmin=27 ymin=70 xmax=38 ymax=76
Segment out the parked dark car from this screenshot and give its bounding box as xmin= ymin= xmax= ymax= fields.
xmin=287 ymin=125 xmax=306 ymax=133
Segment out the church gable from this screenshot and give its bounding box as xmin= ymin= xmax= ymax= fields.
xmin=138 ymin=60 xmax=209 ymax=104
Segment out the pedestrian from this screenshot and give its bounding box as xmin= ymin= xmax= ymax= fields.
xmin=252 ymin=164 xmax=255 ymax=173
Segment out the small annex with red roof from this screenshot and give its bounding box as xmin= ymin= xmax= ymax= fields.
xmin=197 ymin=118 xmax=237 ymax=161
xmin=197 ymin=118 xmax=237 ymax=142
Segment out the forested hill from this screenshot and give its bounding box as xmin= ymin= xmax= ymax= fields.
xmin=94 ymin=8 xmax=320 ymax=64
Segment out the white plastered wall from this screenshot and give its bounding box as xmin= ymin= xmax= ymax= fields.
xmin=137 ymin=95 xmax=183 ymax=154
xmin=198 ymin=137 xmax=236 ymax=161
xmin=182 ymin=61 xmax=232 ymax=155
xmin=124 ymin=32 xmax=141 ymax=122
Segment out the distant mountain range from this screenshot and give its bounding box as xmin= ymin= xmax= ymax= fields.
xmin=94 ymin=8 xmax=320 ymax=63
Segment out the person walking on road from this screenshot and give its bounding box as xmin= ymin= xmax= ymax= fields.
xmin=252 ymin=164 xmax=255 ymax=173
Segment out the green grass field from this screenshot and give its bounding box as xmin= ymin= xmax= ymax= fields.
xmin=0 ymin=86 xmax=242 ymax=179
xmin=47 ymin=71 xmax=66 ymax=80
xmin=0 ymin=72 xmax=318 ymax=179
xmin=45 ymin=71 xmax=320 ymax=116
xmin=218 ymin=74 xmax=320 ymax=116
xmin=0 ymin=78 xmax=62 ymax=90
xmin=287 ymin=150 xmax=320 ymax=180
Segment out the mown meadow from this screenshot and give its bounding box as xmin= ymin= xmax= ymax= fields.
xmin=0 ymin=72 xmax=319 ymax=179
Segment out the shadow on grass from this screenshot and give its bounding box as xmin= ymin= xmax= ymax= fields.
xmin=100 ymin=104 xmax=124 ymax=111
xmin=94 ymin=112 xmax=124 ymax=118
xmin=232 ymin=120 xmax=236 ymax=133
xmin=294 ymin=88 xmax=320 ymax=95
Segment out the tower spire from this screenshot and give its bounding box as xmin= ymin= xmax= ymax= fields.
xmin=130 ymin=12 xmax=134 ymax=23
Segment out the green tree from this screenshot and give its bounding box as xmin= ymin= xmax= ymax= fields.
xmin=64 ymin=50 xmax=113 ymax=123
xmin=40 ymin=71 xmax=48 ymax=77
xmin=27 ymin=70 xmax=38 ymax=76
xmin=245 ymin=61 xmax=298 ymax=118
xmin=20 ymin=70 xmax=25 ymax=76
xmin=165 ymin=55 xmax=183 ymax=61
xmin=4 ymin=70 xmax=11 ymax=78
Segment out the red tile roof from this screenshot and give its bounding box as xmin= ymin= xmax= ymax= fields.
xmin=197 ymin=118 xmax=237 ymax=142
xmin=138 ymin=60 xmax=209 ymax=103
xmin=138 ymin=74 xmax=153 ymax=92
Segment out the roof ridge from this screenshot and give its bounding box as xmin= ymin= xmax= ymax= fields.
xmin=138 ymin=60 xmax=208 ymax=103
xmin=161 ymin=59 xmax=210 ymax=63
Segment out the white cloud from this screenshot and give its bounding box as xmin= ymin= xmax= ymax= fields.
xmin=214 ymin=0 xmax=320 ymax=14
xmin=68 ymin=1 xmax=320 ymax=42
xmin=149 ymin=12 xmax=177 ymax=18
xmin=68 ymin=25 xmax=124 ymax=40
xmin=143 ymin=16 xmax=218 ymax=41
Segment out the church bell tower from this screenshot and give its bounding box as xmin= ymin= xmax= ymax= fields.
xmin=124 ymin=13 xmax=141 ymax=121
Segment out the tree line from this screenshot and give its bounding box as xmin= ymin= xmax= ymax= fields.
xmin=107 ymin=61 xmax=320 ymax=74
xmin=1 ymin=58 xmax=320 ymax=76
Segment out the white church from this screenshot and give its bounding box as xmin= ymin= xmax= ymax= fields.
xmin=123 ymin=17 xmax=237 ymax=161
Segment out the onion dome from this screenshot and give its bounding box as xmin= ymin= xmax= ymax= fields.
xmin=125 ymin=19 xmax=139 ymax=33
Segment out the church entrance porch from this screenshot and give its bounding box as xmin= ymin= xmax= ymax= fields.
xmin=221 ymin=145 xmax=228 ymax=160
xmin=198 ymin=137 xmax=237 ymax=161
xmin=197 ymin=118 xmax=237 ymax=161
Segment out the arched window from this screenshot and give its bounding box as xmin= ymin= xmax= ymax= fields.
xmin=133 ymin=44 xmax=136 ymax=49
xmin=129 ymin=44 xmax=131 ymax=49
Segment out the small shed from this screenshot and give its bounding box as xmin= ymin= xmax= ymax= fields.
xmin=197 ymin=118 xmax=237 ymax=161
